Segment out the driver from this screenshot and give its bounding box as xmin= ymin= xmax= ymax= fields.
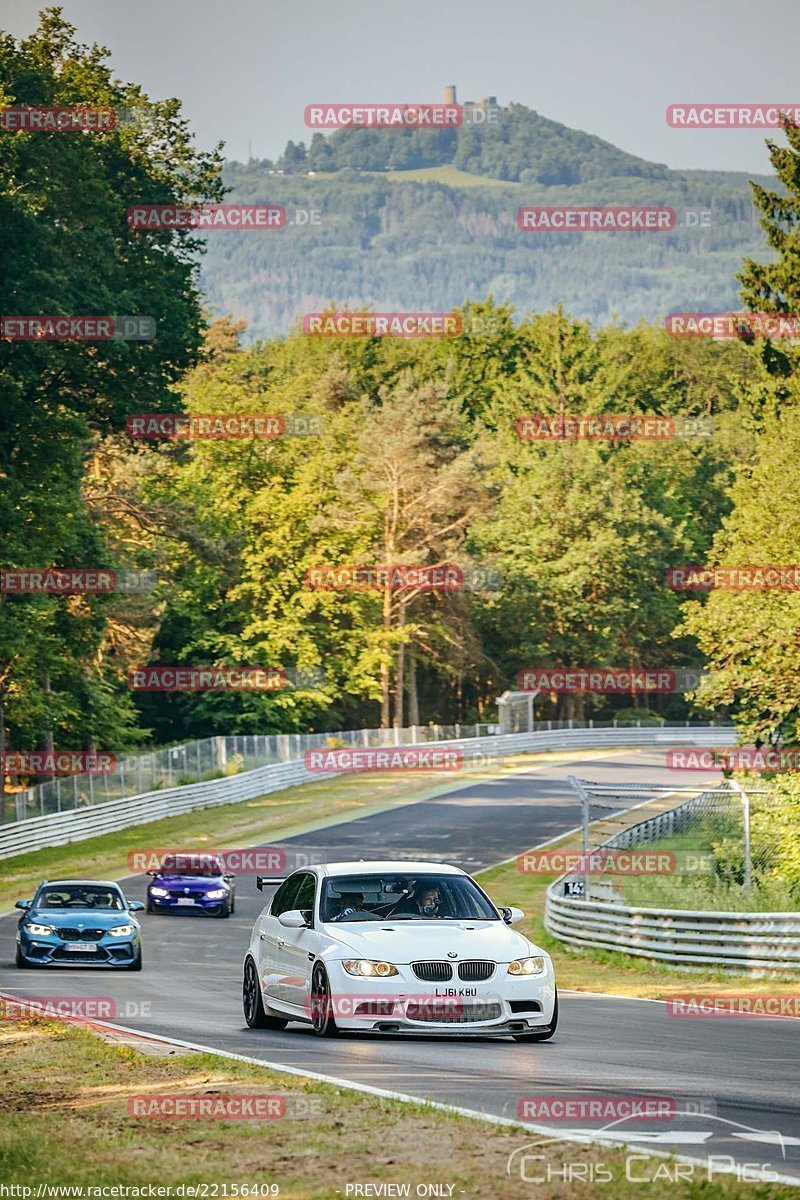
xmin=397 ymin=884 xmax=446 ymax=917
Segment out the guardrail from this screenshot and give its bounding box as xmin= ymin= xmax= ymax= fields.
xmin=0 ymin=723 xmax=734 ymax=862
xmin=544 ymin=779 xmax=800 ymax=973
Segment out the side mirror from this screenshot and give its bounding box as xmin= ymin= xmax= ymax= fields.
xmin=501 ymin=906 xmax=524 ymax=926
xmin=146 ymin=871 xmax=158 ymax=878
xmin=223 ymin=874 xmax=235 ymax=882
xmin=127 ymin=900 xmax=146 ymax=912
xmin=278 ymin=909 xmax=309 ymax=929
xmin=15 ymin=900 xmax=31 ymax=911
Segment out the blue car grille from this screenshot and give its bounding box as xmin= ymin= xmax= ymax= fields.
xmin=167 ymin=890 xmax=208 ymax=898
xmin=54 ymin=928 xmax=105 ymax=941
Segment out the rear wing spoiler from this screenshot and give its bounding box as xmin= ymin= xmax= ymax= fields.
xmin=256 ymin=876 xmax=287 ymax=891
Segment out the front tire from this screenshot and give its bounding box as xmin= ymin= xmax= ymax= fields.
xmin=15 ymin=945 xmax=30 ymax=968
xmin=512 ymin=992 xmax=558 ymax=1042
xmin=243 ymin=957 xmax=287 ymax=1030
xmin=127 ymin=948 xmax=143 ymax=971
xmin=310 ymin=963 xmax=340 ymax=1037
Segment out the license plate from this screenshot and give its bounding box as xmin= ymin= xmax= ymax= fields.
xmin=176 ymin=898 xmax=195 ymax=906
xmin=65 ymin=943 xmax=96 ymax=952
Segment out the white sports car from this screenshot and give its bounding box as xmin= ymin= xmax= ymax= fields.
xmin=242 ymin=860 xmax=557 ymax=1041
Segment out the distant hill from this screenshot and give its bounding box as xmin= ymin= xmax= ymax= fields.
xmin=299 ymin=101 xmax=673 ymax=185
xmin=198 ymin=96 xmax=773 ymax=341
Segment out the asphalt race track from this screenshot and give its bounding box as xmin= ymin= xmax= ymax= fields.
xmin=2 ymin=748 xmax=799 ymax=1184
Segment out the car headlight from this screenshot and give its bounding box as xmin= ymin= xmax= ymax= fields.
xmin=507 ymin=956 xmax=546 ymax=976
xmin=149 ymin=886 xmax=169 ymax=898
xmin=108 ymin=924 xmax=137 ymax=938
xmin=205 ymin=889 xmax=228 ymax=899
xmin=342 ymin=959 xmax=398 ymax=978
xmin=25 ymin=922 xmax=54 ymax=937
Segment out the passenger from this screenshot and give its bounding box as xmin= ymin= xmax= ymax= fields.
xmin=331 ymin=891 xmax=372 ymax=921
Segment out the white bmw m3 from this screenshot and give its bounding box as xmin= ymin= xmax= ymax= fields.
xmin=242 ymin=860 xmax=558 ymax=1041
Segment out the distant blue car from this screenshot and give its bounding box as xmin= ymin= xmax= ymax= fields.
xmin=146 ymin=854 xmax=235 ymax=918
xmin=15 ymin=880 xmax=144 ymax=969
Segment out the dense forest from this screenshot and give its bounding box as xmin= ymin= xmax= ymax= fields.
xmin=198 ymin=101 xmax=773 ymax=341
xmin=2 ymin=11 xmax=800 ymax=771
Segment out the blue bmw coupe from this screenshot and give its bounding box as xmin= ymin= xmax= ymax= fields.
xmin=15 ymin=880 xmax=144 ymax=969
xmin=146 ymin=853 xmax=235 ymax=917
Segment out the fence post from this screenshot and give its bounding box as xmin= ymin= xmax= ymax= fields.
xmin=730 ymin=779 xmax=752 ymax=892
xmin=568 ymin=774 xmax=591 ymax=898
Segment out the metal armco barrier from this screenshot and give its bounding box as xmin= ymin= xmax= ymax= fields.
xmin=545 ymin=892 xmax=800 ymax=972
xmin=545 ymin=773 xmax=800 ymax=973
xmin=0 ymin=724 xmax=735 ymax=862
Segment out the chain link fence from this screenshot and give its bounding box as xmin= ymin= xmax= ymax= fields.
xmin=0 ymin=723 xmax=498 ymax=824
xmin=565 ymin=778 xmax=797 ymax=912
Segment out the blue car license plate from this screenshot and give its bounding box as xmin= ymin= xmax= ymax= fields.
xmin=65 ymin=943 xmax=96 ymax=952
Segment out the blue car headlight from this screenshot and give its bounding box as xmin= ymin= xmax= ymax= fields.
xmin=24 ymin=922 xmax=54 ymax=937
xmin=108 ymin=924 xmax=137 ymax=938
xmin=205 ymin=888 xmax=228 ymax=900
xmin=149 ymin=886 xmax=169 ymax=897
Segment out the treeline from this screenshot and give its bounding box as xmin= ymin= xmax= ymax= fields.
xmin=200 ymin=165 xmax=766 ymax=341
xmin=3 ymin=11 xmax=800 ymax=770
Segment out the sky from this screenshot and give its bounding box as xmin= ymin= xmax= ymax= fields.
xmin=0 ymin=0 xmax=797 ymax=173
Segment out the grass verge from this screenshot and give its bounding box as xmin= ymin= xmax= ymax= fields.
xmin=0 ymin=1017 xmax=790 ymax=1198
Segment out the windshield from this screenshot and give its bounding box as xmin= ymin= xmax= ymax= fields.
xmin=320 ymin=873 xmax=499 ymax=923
xmin=34 ymin=885 xmax=125 ymax=911
xmin=158 ymin=855 xmax=223 ymax=877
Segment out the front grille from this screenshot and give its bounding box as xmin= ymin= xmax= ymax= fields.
xmin=52 ymin=946 xmax=108 ymax=961
xmin=55 ymin=928 xmax=105 ymax=941
xmin=457 ymin=960 xmax=494 ymax=982
xmin=406 ymin=1002 xmax=502 ymax=1024
xmin=168 ymin=890 xmax=203 ymax=898
xmin=411 ymin=961 xmax=453 ymax=982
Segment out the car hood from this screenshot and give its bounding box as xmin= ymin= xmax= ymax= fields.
xmin=151 ymin=874 xmax=226 ymax=889
xmin=26 ymin=908 xmax=133 ymax=928
xmin=324 ymin=920 xmax=544 ymax=964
